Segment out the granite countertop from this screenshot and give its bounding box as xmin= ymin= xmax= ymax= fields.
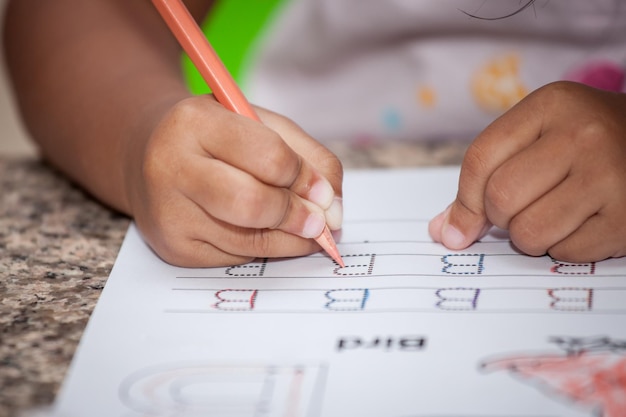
xmin=0 ymin=141 xmax=467 ymax=417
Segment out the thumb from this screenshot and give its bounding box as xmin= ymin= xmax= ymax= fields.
xmin=428 ymin=202 xmax=492 ymax=249
xmin=429 ymin=86 xmax=546 ymax=249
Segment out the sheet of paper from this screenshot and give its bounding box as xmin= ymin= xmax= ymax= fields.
xmin=54 ymin=167 xmax=626 ymax=417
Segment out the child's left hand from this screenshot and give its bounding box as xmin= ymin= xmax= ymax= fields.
xmin=429 ymin=81 xmax=626 ymax=262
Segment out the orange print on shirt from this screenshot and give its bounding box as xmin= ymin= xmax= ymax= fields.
xmin=416 ymin=84 xmax=437 ymax=108
xmin=471 ymin=54 xmax=528 ymax=113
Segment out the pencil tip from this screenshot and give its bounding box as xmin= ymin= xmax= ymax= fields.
xmin=315 ymin=226 xmax=344 ymax=267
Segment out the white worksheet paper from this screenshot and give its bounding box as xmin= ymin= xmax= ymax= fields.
xmin=54 ymin=167 xmax=626 ymax=417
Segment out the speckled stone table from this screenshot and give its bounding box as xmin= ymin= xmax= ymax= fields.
xmin=0 ymin=141 xmax=467 ymax=417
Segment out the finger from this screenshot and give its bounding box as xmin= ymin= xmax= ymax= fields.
xmin=429 ymin=203 xmax=493 ymax=244
xmin=160 ymin=236 xmax=254 ymax=268
xmin=259 ymin=106 xmax=344 ymax=195
xmin=179 ymin=154 xmax=327 ymax=239
xmin=507 ymin=173 xmax=603 ymax=256
xmin=133 ymin=191 xmax=254 ymax=267
xmin=484 ymin=131 xmax=572 ymax=229
xmin=198 ymin=103 xmax=337 ymax=204
xmin=547 ymin=211 xmax=626 ymax=262
xmin=436 ymin=91 xmax=546 ymax=249
xmin=195 ymin=218 xmax=322 ymax=260
xmin=198 ymin=102 xmax=343 ymax=229
xmin=141 ymin=198 xmax=319 ymax=268
xmin=197 ymin=106 xmax=300 ymax=186
xmin=257 ymin=106 xmax=345 ymax=229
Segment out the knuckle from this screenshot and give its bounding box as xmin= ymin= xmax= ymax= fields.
xmin=158 ymin=246 xmax=192 ymax=266
xmin=484 ymin=176 xmax=513 ymax=226
xmin=534 ymin=80 xmax=578 ymax=103
xmin=600 ymin=169 xmax=625 ymax=191
xmin=146 ymin=232 xmax=190 ymax=266
xmin=508 ymin=216 xmax=548 ymax=256
xmin=249 ymin=229 xmax=274 ymax=256
xmin=169 ymin=96 xmax=206 ymax=122
xmin=315 ymin=147 xmax=344 ymax=188
xmin=264 ymin=144 xmax=297 ymax=183
xmin=547 ymin=245 xmax=586 ymax=263
xmin=461 ymin=143 xmax=491 ymax=184
xmin=147 ymin=225 xmax=254 ymax=267
xmin=572 ymin=119 xmax=615 ymax=154
xmin=231 ymin=187 xmax=290 ymax=229
xmin=231 ymin=189 xmax=268 ymax=225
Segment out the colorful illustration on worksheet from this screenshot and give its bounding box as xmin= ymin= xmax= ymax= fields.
xmin=118 ymin=362 xmax=327 ymax=417
xmin=481 ymin=336 xmax=626 ymax=417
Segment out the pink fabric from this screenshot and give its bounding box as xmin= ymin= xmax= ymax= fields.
xmin=565 ymin=61 xmax=625 ymax=92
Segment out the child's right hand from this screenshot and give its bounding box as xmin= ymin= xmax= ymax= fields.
xmin=4 ymin=0 xmax=343 ymax=268
xmin=123 ymin=95 xmax=344 ymax=267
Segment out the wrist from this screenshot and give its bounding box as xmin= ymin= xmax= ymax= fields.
xmin=120 ymin=90 xmax=192 ymax=216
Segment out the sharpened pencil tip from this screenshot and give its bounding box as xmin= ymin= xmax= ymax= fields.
xmin=314 ymin=226 xmax=344 ymax=267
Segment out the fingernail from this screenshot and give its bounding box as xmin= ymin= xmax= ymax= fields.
xmin=308 ymin=178 xmax=334 ymax=210
xmin=442 ymin=223 xmax=467 ymax=249
xmin=325 ymin=197 xmax=343 ymax=230
xmin=301 ymin=211 xmax=326 ymax=239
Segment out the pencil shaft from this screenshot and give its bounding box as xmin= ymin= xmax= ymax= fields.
xmin=151 ymin=0 xmax=258 ymax=120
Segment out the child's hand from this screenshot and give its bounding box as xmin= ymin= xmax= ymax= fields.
xmin=429 ymin=81 xmax=626 ymax=262
xmin=124 ymin=95 xmax=343 ymax=267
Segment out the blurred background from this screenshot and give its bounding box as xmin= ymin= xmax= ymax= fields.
xmin=0 ymin=0 xmax=36 ymax=157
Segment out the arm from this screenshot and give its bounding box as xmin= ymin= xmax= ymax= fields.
xmin=3 ymin=0 xmax=343 ymax=267
xmin=429 ymin=81 xmax=626 ymax=262
xmin=4 ymin=0 xmax=208 ymax=210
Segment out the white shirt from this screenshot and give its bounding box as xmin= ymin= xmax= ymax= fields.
xmin=242 ymin=0 xmax=626 ymax=143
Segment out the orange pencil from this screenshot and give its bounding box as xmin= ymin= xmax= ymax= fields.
xmin=151 ymin=0 xmax=344 ymax=267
